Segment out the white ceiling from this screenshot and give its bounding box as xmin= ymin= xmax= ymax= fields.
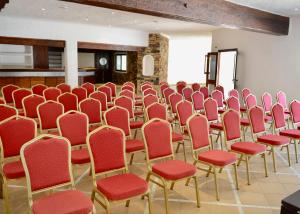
xmin=227 ymin=0 xmax=300 ymax=16
xmin=0 ymin=0 xmax=217 ymax=34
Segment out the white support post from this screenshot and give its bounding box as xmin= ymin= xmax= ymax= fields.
xmin=64 ymin=40 xmax=78 ymax=87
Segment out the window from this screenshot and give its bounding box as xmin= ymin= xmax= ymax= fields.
xmin=115 ymin=53 xmax=127 ymax=72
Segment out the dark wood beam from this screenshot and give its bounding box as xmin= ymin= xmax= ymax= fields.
xmin=78 ymin=41 xmax=145 ymax=51
xmin=62 ymin=0 xmax=289 ymax=35
xmin=0 ymin=0 xmax=9 ymax=12
xmin=0 ymin=36 xmax=65 ymax=47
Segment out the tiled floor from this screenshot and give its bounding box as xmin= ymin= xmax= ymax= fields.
xmin=1 ymin=124 xmax=299 ymax=214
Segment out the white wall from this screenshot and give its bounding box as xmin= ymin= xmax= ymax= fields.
xmin=212 ymin=16 xmax=300 ymax=102
xmin=167 ymin=32 xmax=212 ymax=85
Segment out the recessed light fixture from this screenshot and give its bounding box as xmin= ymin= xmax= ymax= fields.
xmin=85 ymin=17 xmax=89 ymax=21
xmin=41 ymin=8 xmax=46 ymax=11
xmin=111 ymin=11 xmax=115 ymax=15
xmin=295 ymin=8 xmax=299 ymax=11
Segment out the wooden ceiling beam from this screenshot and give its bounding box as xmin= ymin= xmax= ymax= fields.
xmin=0 ymin=0 xmax=9 ymax=12
xmin=78 ymin=41 xmax=145 ymax=51
xmin=61 ymin=0 xmax=289 ymax=35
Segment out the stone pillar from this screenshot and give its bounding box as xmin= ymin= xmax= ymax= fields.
xmin=64 ymin=40 xmax=78 ymax=87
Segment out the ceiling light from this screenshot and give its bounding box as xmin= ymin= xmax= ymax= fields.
xmin=111 ymin=11 xmax=115 ymax=15
xmin=85 ymin=17 xmax=89 ymax=21
xmin=41 ymin=8 xmax=46 ymax=11
xmin=295 ymin=8 xmax=299 ymax=11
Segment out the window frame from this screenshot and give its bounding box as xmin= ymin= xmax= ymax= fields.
xmin=115 ymin=53 xmax=127 ymax=73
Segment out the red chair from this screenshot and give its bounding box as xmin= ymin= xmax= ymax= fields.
xmin=242 ymin=88 xmax=251 ymax=104
xmin=123 ymin=81 xmax=135 ymax=89
xmin=186 ymin=113 xmax=238 ymax=200
xmin=20 ymin=134 xmax=94 ymax=214
xmin=142 ymin=118 xmax=200 ymax=212
xmin=37 ymin=101 xmax=64 ymax=134
xmin=79 ymin=98 xmax=102 ymax=130
xmin=44 ymin=87 xmax=61 ymax=101
xmin=81 ymin=82 xmax=95 ymax=96
xmin=212 ymin=90 xmax=225 ymax=114
xmin=222 ymin=109 xmax=267 ymax=185
xmin=56 ymin=83 xmax=71 ymax=93
xmin=192 ymin=83 xmax=201 ymax=92
xmin=0 ymin=98 xmax=5 ymax=104
xmin=228 ymin=89 xmax=239 ymax=99
xmin=160 ymin=81 xmax=168 ymax=86
xmin=163 ymin=87 xmax=175 ymax=105
xmin=183 ymin=87 xmax=193 ymax=102
xmin=261 ymin=92 xmax=273 ymax=115
xmin=87 ymin=126 xmax=151 ymax=213
xmin=90 ymin=91 xmax=108 ymax=111
xmin=72 ymin=87 xmax=87 ymax=103
xmin=98 ymin=86 xmax=112 ymax=103
xmin=290 ymin=100 xmax=300 ymax=130
xmin=22 ymin=95 xmax=45 ymax=119
xmin=176 ymin=81 xmax=186 ymax=95
xmin=143 ymin=88 xmax=157 ymax=97
xmin=58 ymin=92 xmax=78 ymax=112
xmin=0 ymin=116 xmax=37 ymax=213
xmin=245 ymin=94 xmax=257 ymax=110
xmin=143 ymin=94 xmax=159 ymax=109
xmin=31 ymin=84 xmax=47 ymax=96
xmin=12 ymin=88 xmax=32 ymax=110
xmin=104 ymin=106 xmax=145 ymax=164
xmin=249 ymin=106 xmax=291 ymax=172
xmin=192 ymin=91 xmax=204 ymax=112
xmin=141 ymin=84 xmax=153 ymax=93
xmin=272 ymin=103 xmax=300 ymax=163
xmin=0 ymin=104 xmax=18 ymax=122
xmin=120 ymin=89 xmax=142 ymax=107
xmin=105 ymin=82 xmax=117 ymax=98
xmin=200 ymin=86 xmax=209 ymax=100
xmin=57 ymin=111 xmax=90 ymax=169
xmin=176 ymin=100 xmax=193 ymax=134
xmin=160 ymin=84 xmax=169 ymax=100
xmin=169 ymin=92 xmax=183 ymax=117
xmin=121 ymin=85 xmax=134 ymax=92
xmin=215 ymin=85 xmax=224 ymax=99
xmin=277 ymin=91 xmax=289 ymax=113
xmin=1 ymin=84 xmax=19 ymax=104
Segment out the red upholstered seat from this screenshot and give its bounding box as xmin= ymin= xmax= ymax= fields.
xmin=71 ymin=149 xmax=90 ymax=164
xmin=241 ymin=118 xmax=250 ymax=126
xmin=152 ymin=160 xmax=196 ymax=180
xmin=218 ymin=109 xmax=225 ymax=114
xmin=172 ymin=132 xmax=184 ymax=142
xmin=280 ymin=129 xmax=300 ymax=138
xmin=198 ymin=150 xmax=237 ymax=167
xmin=126 ymin=139 xmax=144 ymax=153
xmin=134 ymin=110 xmax=144 ymax=116
xmin=130 ymin=121 xmax=143 ymax=129
xmin=3 ymin=160 xmax=25 ymax=179
xmin=32 ymin=190 xmax=93 ymax=214
xmin=210 ymin=122 xmax=223 ymax=130
xmin=264 ymin=115 xmax=272 ymax=122
xmin=97 ymin=173 xmax=148 ymax=200
xmin=240 ymin=106 xmax=247 ymax=112
xmin=107 ymin=103 xmax=114 ymax=108
xmin=231 ymin=142 xmax=266 ymax=155
xmin=135 ymin=101 xmax=143 ymax=106
xmin=257 ymin=134 xmax=289 ymax=146
xmin=135 ymin=95 xmax=142 ymax=100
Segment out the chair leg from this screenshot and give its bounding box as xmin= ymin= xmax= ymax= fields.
xmin=242 ymin=126 xmax=246 ymax=141
xmin=233 ymin=163 xmax=239 ymax=190
xmin=147 ymin=193 xmax=152 ymax=214
xmin=3 ymin=177 xmax=10 ymax=214
xmin=182 ymin=142 xmax=187 ymax=162
xmin=210 ymin=135 xmax=214 ymax=150
xmin=271 ymin=147 xmax=277 ymax=172
xmin=193 ymin=176 xmax=201 ymax=208
xmin=162 ymin=181 xmax=170 ymax=214
xmin=129 ymin=153 xmax=135 ymax=165
xmin=237 ymin=154 xmax=243 ymax=166
xmin=142 ymin=173 xmax=151 ymax=200
xmin=213 ymin=167 xmax=219 ymax=201
xmin=134 ymin=129 xmax=138 ymax=139
xmin=219 ymin=132 xmax=223 ymax=150
xmin=125 ymin=200 xmax=130 ymax=207
xmin=0 ymin=174 xmax=3 ymax=199
xmin=175 ymin=143 xmax=180 ymax=153
xmin=206 ymin=166 xmax=212 ymax=177
xmin=287 ymin=144 xmax=291 ymax=167
xmin=91 ymin=189 xmax=96 ymax=202
xmin=170 ymin=182 xmax=175 ymax=190
xmin=245 ymin=156 xmax=251 ymax=185
xmin=294 ymin=140 xmax=298 ymax=163
xmin=263 ymin=153 xmax=268 ymax=177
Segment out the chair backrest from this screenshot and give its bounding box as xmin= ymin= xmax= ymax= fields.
xmin=13 ymin=88 xmax=32 ymax=109
xmin=81 ymin=82 xmax=95 ymax=96
xmin=142 ymin=118 xmax=173 ymax=161
xmin=160 ymin=84 xmax=169 ymax=98
xmin=57 ymin=111 xmax=88 ymax=146
xmin=176 ymin=100 xmax=193 ymax=127
xmin=119 ymin=89 xmax=134 ymax=100
xmin=192 ymin=91 xmax=204 ymax=111
xmin=143 ymin=88 xmax=157 ymax=97
xmin=261 ymin=92 xmax=272 ymax=113
xmin=104 ymin=106 xmax=131 ymax=137
xmin=98 ymin=86 xmax=112 ymax=103
xmin=121 ymin=85 xmax=134 ymax=92
xmin=123 ymin=81 xmax=135 ymax=89
xmin=0 ymin=98 xmax=5 ymax=104
xmin=90 ymin=91 xmax=108 ymax=111
xmin=183 ymin=87 xmax=193 ymax=102
xmin=204 ymin=98 xmax=218 ymax=122
xmin=56 ymin=83 xmax=71 ymax=93
xmin=290 ymin=100 xmax=300 ymax=124
xmin=44 ymin=87 xmax=61 ymax=101
xmin=226 ymin=96 xmax=240 ymax=113
xmin=192 ymin=83 xmax=201 ymax=92
xmin=176 ymin=81 xmax=186 ymax=95
xmin=159 ymin=82 xmax=168 ymax=86
xmin=58 ymin=92 xmax=78 ymax=112
xmin=200 ymin=87 xmax=209 ymax=99
xmin=215 ymin=85 xmax=224 ymax=98
xmin=1 ymin=84 xmax=19 ymax=104
xmin=38 ymin=101 xmax=64 ymax=131
xmin=187 ymin=113 xmax=210 ymax=151
xmin=32 ymin=84 xmax=47 ymax=96
xmin=0 ymin=104 xmax=18 ymax=122
xmin=87 ymin=126 xmax=126 ymax=175
xmin=272 ymin=103 xmax=286 ymax=129
xmin=23 ymin=95 xmax=45 ymax=118
xmin=105 ymin=82 xmax=117 ymax=98
xmin=211 ymin=90 xmax=223 ymax=108
xmin=276 ymin=91 xmax=287 ymax=110
xmin=228 ymin=89 xmax=239 ymax=99
xmin=79 ymin=98 xmax=102 ymax=125
xmin=163 ymin=87 xmax=175 ymax=105
xmin=0 ymin=116 xmax=37 ymax=159
xmin=114 ymin=96 xmax=134 ymax=119
xmin=249 ymin=106 xmax=266 ymax=134
xmin=170 ymin=92 xmax=183 ymax=114
xmin=146 ymin=102 xmax=167 ymax=121
xmin=222 ymin=109 xmax=241 ymax=141
xmin=72 ymin=87 xmax=87 ymax=103
xmin=245 ymin=94 xmax=257 ymax=110
xmin=21 ymin=135 xmax=73 ymax=193
xmin=141 ymin=84 xmax=153 ymax=93
xmin=242 ymin=88 xmax=251 ymax=103
xmin=143 ymin=94 xmax=159 ymax=109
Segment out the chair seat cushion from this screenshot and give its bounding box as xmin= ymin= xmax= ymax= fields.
xmin=135 ymin=101 xmax=143 ymax=106
xmin=264 ymin=115 xmax=272 ymax=122
xmin=240 ymin=106 xmax=247 ymax=112
xmin=210 ymin=122 xmax=223 ymax=130
xmin=218 ymin=109 xmax=225 ymax=114
xmin=172 ymin=132 xmax=184 ymax=142
xmin=126 ymin=139 xmax=144 ymax=153
xmin=89 ymin=125 xmax=100 ymax=132
xmin=134 ymin=110 xmax=144 ymax=116
xmin=97 ymin=173 xmax=148 ymax=201
xmin=152 ymin=160 xmax=196 ymax=180
xmin=3 ymin=160 xmax=25 ymax=179
xmin=231 ymin=142 xmax=266 ymax=155
xmin=257 ymin=134 xmax=289 ymax=146
xmin=71 ymin=149 xmax=90 ymax=164
xmin=135 ymin=95 xmax=142 ymax=100
xmin=241 ymin=118 xmax=250 ymax=126
xmin=198 ymin=150 xmax=237 ymax=167
xmin=130 ymin=121 xmax=143 ymax=129
xmin=280 ymin=129 xmax=300 ymax=139
xmin=32 ymin=190 xmax=93 ymax=214
xmin=107 ymin=103 xmax=114 ymax=108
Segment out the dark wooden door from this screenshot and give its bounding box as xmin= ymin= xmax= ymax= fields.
xmin=205 ymin=52 xmax=218 ymax=89
xmin=95 ymin=52 xmax=112 ymax=83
